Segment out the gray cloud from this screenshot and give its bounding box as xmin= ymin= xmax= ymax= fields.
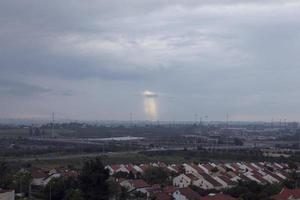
xmin=0 ymin=79 xmax=51 ymax=96
xmin=1 ymin=0 xmax=300 ymax=121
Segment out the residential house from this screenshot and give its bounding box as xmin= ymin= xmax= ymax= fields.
xmin=182 ymin=164 xmax=200 ymax=177
xmin=0 ymin=189 xmax=14 ymax=200
xmin=173 ymin=174 xmax=195 ymax=188
xmin=120 ymin=179 xmax=150 ymax=195
xmin=193 ymin=173 xmax=222 ymax=190
xmin=202 ymin=193 xmax=237 ymax=200
xmin=31 ymin=169 xmax=61 ymax=186
xmin=105 ymin=164 xmax=129 ymax=175
xmin=172 ymin=188 xmax=201 ymax=200
xmin=154 ymin=192 xmax=172 ymax=200
xmin=272 ymin=188 xmax=300 ymax=200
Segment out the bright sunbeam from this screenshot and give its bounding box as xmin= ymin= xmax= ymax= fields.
xmin=142 ymin=90 xmax=158 ymax=121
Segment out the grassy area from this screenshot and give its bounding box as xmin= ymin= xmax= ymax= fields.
xmin=0 ymin=128 xmax=77 ymax=138
xmin=0 ymin=128 xmax=29 ymax=138
xmin=6 ymin=149 xmax=298 ymax=170
xmin=12 ymin=151 xmax=202 ymax=169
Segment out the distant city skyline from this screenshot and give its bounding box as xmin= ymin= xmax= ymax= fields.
xmin=1 ymin=1 xmax=300 ymax=121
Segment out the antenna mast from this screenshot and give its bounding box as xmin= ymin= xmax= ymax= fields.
xmin=51 ymin=112 xmax=54 ymax=138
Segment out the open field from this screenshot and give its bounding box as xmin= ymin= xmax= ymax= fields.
xmin=4 ymin=148 xmax=298 ymax=170
xmin=0 ymin=128 xmax=29 ymax=138
xmin=0 ymin=128 xmax=77 ymax=138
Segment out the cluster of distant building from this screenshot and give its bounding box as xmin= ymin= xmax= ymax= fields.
xmin=105 ymin=161 xmax=297 ymax=200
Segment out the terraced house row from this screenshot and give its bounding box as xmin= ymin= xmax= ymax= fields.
xmin=105 ymin=161 xmax=293 ymax=200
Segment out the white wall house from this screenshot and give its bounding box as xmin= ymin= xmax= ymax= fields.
xmin=193 ymin=177 xmax=215 ymax=190
xmin=193 ymin=174 xmax=223 ymax=190
xmin=31 ymin=173 xmax=61 ymax=186
xmin=106 ymin=164 xmax=129 ymax=175
xmin=0 ymin=189 xmax=14 ymax=200
xmin=133 ymin=165 xmax=144 ymax=174
xmin=173 ymin=190 xmax=189 ymax=200
xmin=173 ymin=174 xmax=192 ymax=188
xmin=263 ymin=174 xmax=280 ymax=184
xmin=198 ymin=164 xmax=210 ymax=174
xmin=167 ymin=165 xmax=179 ymax=173
xmin=182 ymin=164 xmax=200 ymax=178
xmin=172 ymin=188 xmax=200 ymax=200
xmin=212 ymin=176 xmax=228 ymax=188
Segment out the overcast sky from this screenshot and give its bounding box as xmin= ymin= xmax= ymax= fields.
xmin=1 ymin=0 xmax=300 ymax=122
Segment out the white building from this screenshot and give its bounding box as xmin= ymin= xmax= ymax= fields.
xmin=0 ymin=189 xmax=14 ymax=200
xmin=120 ymin=179 xmax=150 ymax=194
xmin=31 ymin=172 xmax=61 ymax=186
xmin=173 ymin=174 xmax=194 ymax=188
xmin=182 ymin=164 xmax=201 ymax=178
xmin=105 ymin=164 xmax=129 ymax=175
xmin=193 ymin=174 xmax=222 ymax=190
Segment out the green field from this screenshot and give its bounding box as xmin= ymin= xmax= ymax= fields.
xmin=7 ymin=151 xmax=201 ymax=169
xmin=0 ymin=128 xmax=29 ymax=138
xmin=0 ymin=128 xmax=77 ymax=138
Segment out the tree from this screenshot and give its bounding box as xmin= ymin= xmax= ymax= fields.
xmin=11 ymin=171 xmax=32 ymax=195
xmin=115 ymin=171 xmax=129 ymax=179
xmin=63 ymin=189 xmax=85 ymax=200
xmin=119 ymin=187 xmax=130 ymax=200
xmin=108 ymin=179 xmax=122 ymax=200
xmin=0 ymin=161 xmax=13 ymax=188
xmin=224 ymin=181 xmax=282 ymax=200
xmin=79 ymin=157 xmax=109 ymax=200
xmin=44 ymin=177 xmax=79 ymax=200
xmin=128 ymin=171 xmax=135 ymax=179
xmin=288 ymin=162 xmax=298 ymax=170
xmin=211 ymin=167 xmax=219 ymax=173
xmin=143 ymin=167 xmax=168 ymax=185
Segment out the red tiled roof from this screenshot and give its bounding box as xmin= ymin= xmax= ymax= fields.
xmin=272 ymin=188 xmax=300 ymax=200
xmin=191 ymin=164 xmax=205 ymax=174
xmin=225 ymin=171 xmax=238 ymax=178
xmin=163 ymin=186 xmax=178 ymax=195
xmin=203 ymin=164 xmax=214 ymax=171
xmin=58 ymin=169 xmax=78 ymax=177
xmin=201 ymin=173 xmax=222 ymax=187
xmin=218 ymin=175 xmax=236 ymax=186
xmin=266 ymin=171 xmax=285 ymax=182
xmin=238 ymin=174 xmax=252 ymax=182
xmin=139 ymin=164 xmax=150 ymax=172
xmin=244 ymin=163 xmax=257 ymax=171
xmin=155 ymin=192 xmax=172 ymax=200
xmin=231 ymin=163 xmax=241 ymax=171
xmin=256 ymin=162 xmax=265 ymax=169
xmin=251 ymin=172 xmax=267 ymax=183
xmin=202 ymin=193 xmax=237 ymax=200
xmin=186 ymin=173 xmax=199 ymax=181
xmin=31 ymin=170 xmax=48 ymax=179
xmin=157 ymin=162 xmax=167 ymax=168
xmin=177 ymin=188 xmax=201 ymax=200
xmin=125 ymin=164 xmax=134 ymax=171
xmin=218 ymin=164 xmax=228 ymax=171
xmin=129 ymin=179 xmax=150 ymax=188
xmin=172 ymin=164 xmax=182 ymax=173
xmin=110 ymin=164 xmax=121 ymax=171
xmin=146 ymin=184 xmax=162 ymax=194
